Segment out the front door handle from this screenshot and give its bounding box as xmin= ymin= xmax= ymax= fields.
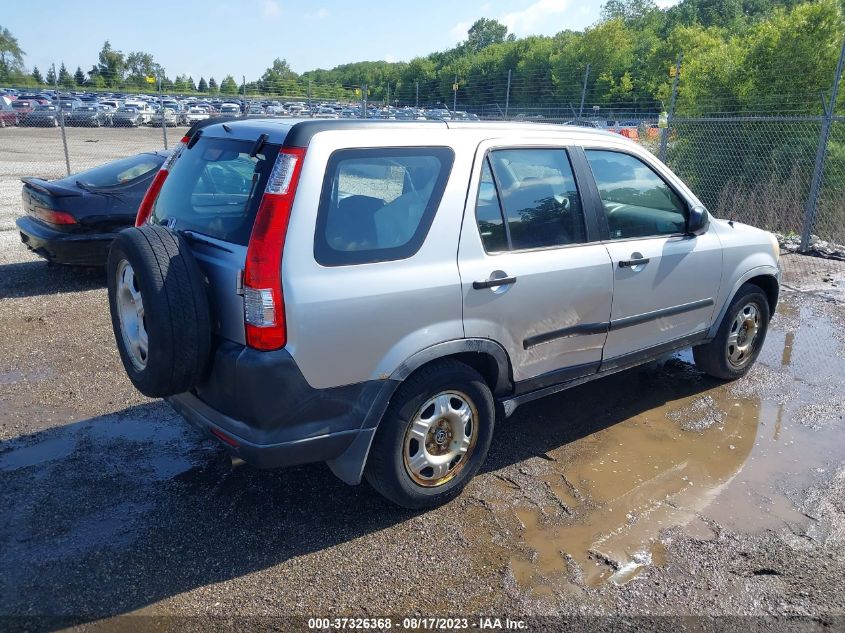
xmin=473 ymin=276 xmax=517 ymax=289
xmin=619 ymin=253 xmax=650 ymax=268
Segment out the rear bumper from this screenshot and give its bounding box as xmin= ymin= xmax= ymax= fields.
xmin=168 ymin=391 xmax=361 ymax=469
xmin=16 ymin=216 xmax=116 ymax=266
xmin=167 ymin=341 xmax=399 ymax=481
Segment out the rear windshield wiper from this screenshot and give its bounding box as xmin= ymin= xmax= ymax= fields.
xmin=249 ymin=133 xmax=268 ymax=158
xmin=179 ymin=229 xmax=234 ymax=253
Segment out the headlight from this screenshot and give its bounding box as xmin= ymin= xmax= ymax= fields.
xmin=768 ymin=232 xmax=780 ymax=262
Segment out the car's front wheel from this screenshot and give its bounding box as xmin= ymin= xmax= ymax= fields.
xmin=693 ymin=283 xmax=770 ymax=380
xmin=365 ymin=360 xmax=495 ymax=509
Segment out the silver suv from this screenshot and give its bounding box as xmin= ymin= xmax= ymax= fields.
xmin=106 ymin=119 xmax=781 ymax=508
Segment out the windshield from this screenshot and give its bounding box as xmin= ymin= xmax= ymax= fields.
xmin=76 ymin=152 xmax=165 ymax=188
xmin=151 ymin=136 xmax=280 ymax=245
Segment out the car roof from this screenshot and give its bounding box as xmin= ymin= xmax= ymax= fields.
xmin=193 ymin=117 xmax=628 ymax=148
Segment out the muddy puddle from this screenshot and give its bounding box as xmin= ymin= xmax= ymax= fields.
xmin=496 ymin=296 xmax=845 ymax=590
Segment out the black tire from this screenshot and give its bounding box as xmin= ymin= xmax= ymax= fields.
xmin=693 ymin=283 xmax=770 ymax=380
xmin=107 ymin=224 xmax=211 ymax=397
xmin=365 ymin=360 xmax=495 ymax=509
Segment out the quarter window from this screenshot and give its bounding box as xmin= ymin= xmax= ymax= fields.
xmin=475 ymin=148 xmax=587 ymax=252
xmin=315 ymin=147 xmax=454 ymax=266
xmin=585 ymin=150 xmax=687 ymax=239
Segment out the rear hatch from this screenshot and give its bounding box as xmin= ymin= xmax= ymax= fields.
xmin=149 ymin=133 xmax=282 ymax=345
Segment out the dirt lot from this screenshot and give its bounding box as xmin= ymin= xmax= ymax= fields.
xmin=2 ymin=128 xmax=845 ymax=631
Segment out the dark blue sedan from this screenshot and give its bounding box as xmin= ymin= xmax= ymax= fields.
xmin=17 ymin=150 xmax=170 ymax=266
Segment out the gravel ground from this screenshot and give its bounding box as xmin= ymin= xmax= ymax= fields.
xmin=1 ymin=128 xmax=845 ymax=631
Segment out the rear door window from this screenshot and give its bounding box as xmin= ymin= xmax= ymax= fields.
xmin=151 ymin=136 xmax=279 ymax=246
xmin=314 ymin=147 xmax=454 ymax=266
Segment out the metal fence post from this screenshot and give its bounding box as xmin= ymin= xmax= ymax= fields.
xmin=416 ymin=81 xmax=419 ymax=109
xmin=159 ymin=76 xmax=168 ymax=150
xmin=505 ymin=69 xmax=512 ymax=119
xmin=54 ymin=64 xmax=71 ymax=176
xmin=800 ymin=34 xmax=845 ymax=252
xmin=578 ymin=63 xmax=591 ymax=119
xmin=658 ymin=54 xmax=683 ymax=164
xmin=362 ymin=84 xmax=367 ymax=118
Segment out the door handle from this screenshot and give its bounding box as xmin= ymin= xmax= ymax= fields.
xmin=619 ymin=257 xmax=650 ymax=268
xmin=473 ymin=276 xmax=517 ymax=289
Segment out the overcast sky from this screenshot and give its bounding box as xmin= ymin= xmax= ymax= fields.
xmin=3 ymin=0 xmax=674 ymax=81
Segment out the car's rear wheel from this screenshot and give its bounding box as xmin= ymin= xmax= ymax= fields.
xmin=365 ymin=360 xmax=495 ymax=509
xmin=693 ymin=283 xmax=770 ymax=380
xmin=107 ymin=224 xmax=212 ymax=397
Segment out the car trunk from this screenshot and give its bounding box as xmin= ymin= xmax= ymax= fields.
xmin=21 ymin=178 xmax=85 ymax=233
xmin=150 ymin=134 xmax=282 ymax=346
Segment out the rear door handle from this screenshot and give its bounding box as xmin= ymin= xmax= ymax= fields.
xmin=619 ymin=257 xmax=650 ymax=268
xmin=473 ymin=276 xmax=517 ymax=289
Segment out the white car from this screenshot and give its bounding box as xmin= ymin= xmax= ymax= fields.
xmin=184 ymin=107 xmax=210 ymax=124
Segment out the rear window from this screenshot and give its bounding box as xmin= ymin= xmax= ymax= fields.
xmin=151 ymin=136 xmax=280 ymax=246
xmin=314 ymin=147 xmax=454 ymax=266
xmin=76 ymin=152 xmax=164 ymax=188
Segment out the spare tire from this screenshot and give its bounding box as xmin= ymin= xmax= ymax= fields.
xmin=107 ymin=224 xmax=211 ymax=397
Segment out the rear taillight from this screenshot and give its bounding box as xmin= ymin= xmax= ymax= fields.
xmin=243 ymin=147 xmax=306 ymax=351
xmin=134 ymin=136 xmax=189 ymax=227
xmin=31 ymin=206 xmax=76 ymax=225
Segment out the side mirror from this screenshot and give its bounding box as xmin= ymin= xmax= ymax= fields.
xmin=687 ymin=205 xmax=709 ymax=236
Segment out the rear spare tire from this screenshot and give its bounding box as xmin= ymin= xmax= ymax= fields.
xmin=107 ymin=224 xmax=211 ymax=397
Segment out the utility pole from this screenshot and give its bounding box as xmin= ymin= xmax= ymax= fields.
xmin=578 ymin=63 xmax=591 ymax=119
xmin=452 ymin=73 xmax=458 ymax=113
xmin=386 ymin=81 xmax=390 ymax=108
xmin=307 ymin=79 xmax=312 ymax=117
xmin=505 ymin=69 xmax=512 ymax=119
xmin=415 ymin=81 xmax=419 ymax=109
xmin=362 ymin=84 xmax=367 ymax=118
xmin=242 ymin=75 xmax=246 ymax=102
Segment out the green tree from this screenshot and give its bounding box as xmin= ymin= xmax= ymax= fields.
xmin=208 ymin=76 xmax=218 ymax=92
xmin=125 ymin=51 xmax=164 ymax=87
xmin=260 ymin=58 xmax=299 ymax=95
xmin=45 ymin=65 xmax=56 ymax=86
xmin=601 ymin=0 xmax=659 ymax=21
xmin=197 ymin=76 xmax=208 ymax=92
xmin=58 ymin=62 xmax=74 ymax=88
xmin=220 ymin=74 xmax=237 ymax=94
xmin=92 ymin=41 xmax=125 ymax=87
xmin=0 ymin=26 xmax=25 ymax=80
xmin=74 ymin=66 xmax=85 ymax=86
xmin=463 ymin=18 xmax=511 ymax=53
xmin=31 ymin=66 xmax=43 ymax=84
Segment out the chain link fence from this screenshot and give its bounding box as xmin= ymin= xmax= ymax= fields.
xmin=3 ymin=48 xmax=844 ymax=268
